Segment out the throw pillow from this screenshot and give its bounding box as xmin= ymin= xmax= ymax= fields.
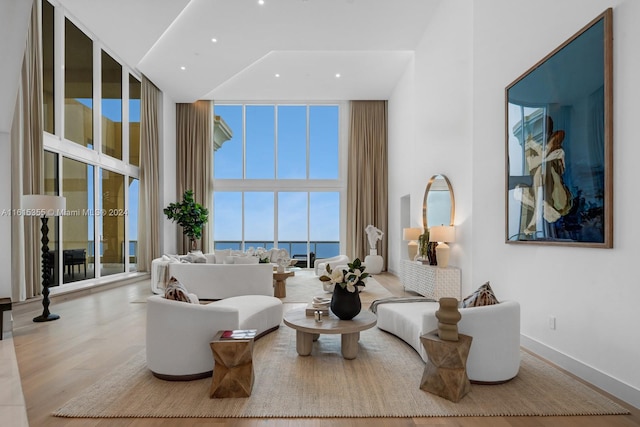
xmin=162 ymin=254 xmax=181 ymax=263
xmin=164 ymin=277 xmax=194 ymax=303
xmin=233 ymin=255 xmax=259 ymax=264
xmin=185 ymin=251 xmax=207 ymax=263
xmin=213 ymin=249 xmax=231 ymax=264
xmin=462 ymin=281 xmax=499 ymax=308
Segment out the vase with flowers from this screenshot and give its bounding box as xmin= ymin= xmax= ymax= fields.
xmin=319 ymin=258 xmax=369 ymax=320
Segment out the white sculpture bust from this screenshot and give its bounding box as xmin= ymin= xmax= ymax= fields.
xmin=364 ymin=225 xmax=384 ymax=274
xmin=365 ymin=225 xmax=384 ymax=252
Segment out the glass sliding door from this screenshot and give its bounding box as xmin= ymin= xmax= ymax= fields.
xmin=100 ymin=169 xmax=125 ymax=276
xmin=213 ymin=192 xmax=242 ymax=250
xmin=128 ymin=177 xmax=138 ymax=271
xmin=62 ymin=158 xmax=94 ymax=283
xmin=244 ymin=192 xmax=274 ymax=248
xmin=310 ymin=192 xmax=340 ymax=258
xmin=44 ymin=151 xmax=60 ymax=285
xmin=278 ymin=192 xmax=308 ymax=258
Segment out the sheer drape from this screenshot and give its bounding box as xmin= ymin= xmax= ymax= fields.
xmin=175 ymin=101 xmax=213 ymax=254
xmin=346 ymin=101 xmax=388 ymax=270
xmin=11 ymin=0 xmax=43 ymax=302
xmin=137 ymin=76 xmax=162 ymax=271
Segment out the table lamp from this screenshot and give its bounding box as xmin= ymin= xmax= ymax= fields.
xmin=402 ymin=227 xmax=422 ymax=260
xmin=429 ymin=225 xmax=455 ymax=268
xmin=22 ymin=194 xmax=66 ymax=322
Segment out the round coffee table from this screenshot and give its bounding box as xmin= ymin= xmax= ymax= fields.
xmin=283 ymin=308 xmax=377 ymax=359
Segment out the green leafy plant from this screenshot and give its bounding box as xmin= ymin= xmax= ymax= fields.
xmin=163 ymin=190 xmax=209 ymax=250
xmin=319 ymin=258 xmax=369 ymax=292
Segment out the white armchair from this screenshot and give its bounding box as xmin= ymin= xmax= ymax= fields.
xmin=314 ymin=254 xmax=350 ymax=276
xmin=146 ymin=294 xmax=283 ymax=381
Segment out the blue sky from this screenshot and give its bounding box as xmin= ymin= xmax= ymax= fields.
xmin=213 ymin=104 xmax=340 ymax=245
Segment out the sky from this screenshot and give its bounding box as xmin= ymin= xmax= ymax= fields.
xmin=213 ymin=104 xmax=340 ymax=247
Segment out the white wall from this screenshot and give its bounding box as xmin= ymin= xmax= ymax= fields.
xmin=389 ymin=0 xmax=640 ymax=408
xmin=472 ymin=0 xmax=639 ymax=407
xmin=387 ymin=0 xmax=474 ymax=288
xmin=387 ymin=58 xmax=415 ymax=274
xmin=160 ymin=93 xmax=177 ymax=255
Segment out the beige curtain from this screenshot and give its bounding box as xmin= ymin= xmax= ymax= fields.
xmin=11 ymin=0 xmax=44 ymax=301
xmin=137 ymin=76 xmax=162 ymax=272
xmin=175 ymin=101 xmax=213 ymax=254
xmin=346 ymin=101 xmax=388 ymax=270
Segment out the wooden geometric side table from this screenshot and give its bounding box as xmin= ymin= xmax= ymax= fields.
xmin=209 ymin=332 xmax=255 ymax=398
xmin=420 ymin=331 xmax=472 ymax=402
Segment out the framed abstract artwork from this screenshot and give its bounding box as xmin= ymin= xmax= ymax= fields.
xmin=505 ymin=8 xmax=613 ymax=248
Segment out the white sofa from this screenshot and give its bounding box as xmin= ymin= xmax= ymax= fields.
xmin=146 ymin=294 xmax=283 ymax=380
xmin=376 ymin=300 xmax=520 ymax=383
xmin=314 ymin=254 xmax=350 ymax=276
xmin=151 ymin=256 xmax=274 ymax=299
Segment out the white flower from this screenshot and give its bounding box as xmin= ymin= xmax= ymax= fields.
xmin=345 ymin=282 xmax=357 ymax=293
xmin=330 ymin=269 xmax=344 ymax=284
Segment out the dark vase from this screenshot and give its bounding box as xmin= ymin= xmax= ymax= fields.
xmin=330 ymin=284 xmax=362 ymax=320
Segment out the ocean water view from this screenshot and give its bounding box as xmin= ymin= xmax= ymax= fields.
xmin=213 ymin=241 xmax=339 ymax=259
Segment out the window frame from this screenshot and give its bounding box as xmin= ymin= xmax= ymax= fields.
xmin=212 ymin=101 xmax=349 ymax=256
xmin=41 ymin=0 xmax=141 ymax=288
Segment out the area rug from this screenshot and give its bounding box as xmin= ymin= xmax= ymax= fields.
xmin=53 ymin=325 xmax=628 ymax=418
xmin=280 ymin=270 xmax=393 ymax=303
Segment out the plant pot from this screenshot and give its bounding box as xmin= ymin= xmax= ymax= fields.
xmin=330 ymin=284 xmax=362 ymax=320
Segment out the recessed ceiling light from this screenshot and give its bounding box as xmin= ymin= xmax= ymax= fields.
xmin=258 ymin=0 xmax=265 ymax=4
xmin=180 ymin=66 xmax=186 ymax=71
xmin=335 ymin=73 xmax=341 ymax=78
xmin=275 ymin=73 xmax=280 ymax=78
xmin=211 ymin=38 xmax=217 ymax=43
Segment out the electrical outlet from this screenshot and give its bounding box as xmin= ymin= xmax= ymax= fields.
xmin=548 ymin=315 xmax=556 ymax=330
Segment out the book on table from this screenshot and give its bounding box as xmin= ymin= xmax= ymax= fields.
xmin=220 ymin=329 xmax=258 ymax=340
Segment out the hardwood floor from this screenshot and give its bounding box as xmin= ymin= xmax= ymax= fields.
xmin=10 ymin=272 xmax=640 ymax=427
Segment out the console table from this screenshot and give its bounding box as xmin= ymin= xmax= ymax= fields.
xmin=400 ymin=260 xmax=461 ymax=300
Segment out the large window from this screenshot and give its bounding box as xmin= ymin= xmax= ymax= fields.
xmin=213 ymin=103 xmax=344 ymax=260
xmin=42 ymin=0 xmax=139 ymax=285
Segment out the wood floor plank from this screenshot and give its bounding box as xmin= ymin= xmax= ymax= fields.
xmin=12 ymin=272 xmax=640 ymax=427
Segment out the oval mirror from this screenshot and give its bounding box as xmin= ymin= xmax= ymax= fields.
xmin=422 ymin=174 xmax=455 ymax=230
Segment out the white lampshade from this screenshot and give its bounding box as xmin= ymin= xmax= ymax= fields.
xmin=429 ymin=225 xmax=455 ymax=243
xmin=22 ymin=195 xmax=66 ymax=217
xmin=402 ymin=227 xmax=422 ymax=241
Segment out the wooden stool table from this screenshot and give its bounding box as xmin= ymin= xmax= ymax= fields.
xmin=420 ymin=331 xmax=472 ymax=402
xmin=209 ymin=331 xmax=254 ymax=398
xmin=273 ymin=271 xmax=294 ymax=298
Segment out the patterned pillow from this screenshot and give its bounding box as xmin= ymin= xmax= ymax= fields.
xmin=164 ymin=277 xmax=194 ymax=303
xmin=462 ymin=281 xmax=499 ymax=308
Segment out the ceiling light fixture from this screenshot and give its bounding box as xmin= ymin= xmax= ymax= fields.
xmin=211 ymin=38 xmax=217 ymax=43
xmin=335 ymin=73 xmax=341 ymax=78
xmin=258 ymin=0 xmax=265 ymax=4
xmin=180 ymin=66 xmax=186 ymax=70
xmin=275 ymin=73 xmax=280 ymax=78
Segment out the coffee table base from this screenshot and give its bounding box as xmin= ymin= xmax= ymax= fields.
xmin=296 ymin=331 xmax=360 ymax=359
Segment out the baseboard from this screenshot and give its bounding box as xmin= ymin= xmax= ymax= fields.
xmin=521 ymin=334 xmax=640 ymax=410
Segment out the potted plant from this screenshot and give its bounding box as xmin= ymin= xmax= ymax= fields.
xmin=163 ymin=190 xmax=209 ymax=251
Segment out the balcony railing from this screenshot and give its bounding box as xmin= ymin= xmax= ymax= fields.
xmin=213 ymin=240 xmax=339 ymax=259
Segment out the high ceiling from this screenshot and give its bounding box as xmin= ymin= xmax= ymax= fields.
xmin=58 ymin=0 xmax=439 ymax=102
